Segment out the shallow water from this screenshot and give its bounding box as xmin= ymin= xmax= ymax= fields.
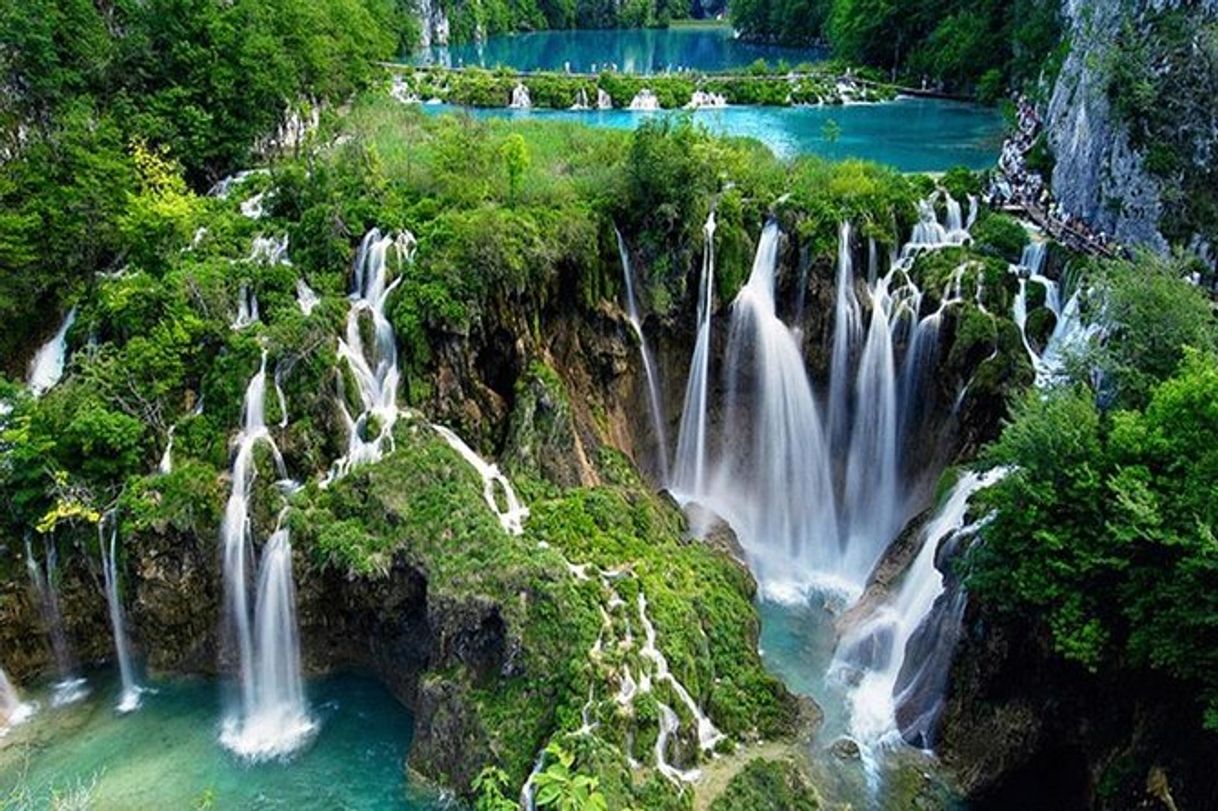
xmin=423 ymin=98 xmax=1003 ymax=170
xmin=0 ymin=672 xmax=435 ymax=809
xmin=417 ymin=26 xmax=827 ymax=74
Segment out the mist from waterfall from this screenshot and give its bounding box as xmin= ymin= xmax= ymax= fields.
xmin=615 ymin=227 xmax=669 ymax=482
xmin=1 ymin=667 xmax=35 ymax=732
xmin=99 ymin=513 xmax=142 ymax=712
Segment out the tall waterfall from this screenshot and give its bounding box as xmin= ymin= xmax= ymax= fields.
xmin=674 ymin=199 xmax=975 ymax=594
xmin=833 ymin=468 xmax=1007 ymax=748
xmin=616 ymin=228 xmax=669 ymax=483
xmin=99 ymin=513 xmax=141 ymax=712
xmin=25 ymin=535 xmax=88 ymax=705
xmin=221 ymin=526 xmax=314 ymax=759
xmin=327 ymin=229 xmax=414 ymax=481
xmin=672 ymin=212 xmax=717 ymax=498
xmin=27 ymin=307 xmax=77 ymax=397
xmin=1 ymin=667 xmax=35 ymax=732
xmin=711 ymin=220 xmax=839 ymax=591
xmin=219 ymin=351 xmax=313 ymax=759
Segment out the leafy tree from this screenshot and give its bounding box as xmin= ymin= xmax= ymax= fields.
xmin=532 ymin=743 xmax=609 ymax=811
xmin=501 ymin=133 xmax=531 ymax=205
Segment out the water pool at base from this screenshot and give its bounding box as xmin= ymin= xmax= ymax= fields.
xmin=417 ymin=27 xmax=827 ymax=74
xmin=421 ymin=98 xmax=1004 ymax=171
xmin=0 ymin=672 xmax=436 ymax=809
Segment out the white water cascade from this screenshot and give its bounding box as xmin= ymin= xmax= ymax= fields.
xmin=0 ymin=667 xmax=35 ymax=733
xmin=616 ymin=229 xmax=669 ymax=483
xmin=686 ymin=90 xmax=727 ymax=109
xmin=232 ymin=284 xmax=260 ymax=330
xmin=672 ymin=212 xmax=717 ymax=497
xmin=1010 ymin=241 xmax=1099 ymax=388
xmin=219 ymin=351 xmax=313 ymax=759
xmin=833 ymin=468 xmax=1007 ymax=748
xmin=596 ymin=88 xmax=613 ymax=110
xmin=221 ymin=526 xmax=314 ymax=759
xmin=25 ymin=535 xmax=88 ymax=706
xmin=432 ymin=425 xmax=529 ymax=535
xmin=570 ymin=88 xmax=590 ymax=110
xmin=509 ymin=82 xmax=532 ymax=109
xmin=27 ymin=307 xmax=77 ymax=397
xmin=327 ymin=229 xmax=414 ymax=481
xmin=99 ymin=513 xmax=142 ymax=713
xmin=628 ymin=89 xmax=660 ymax=111
xmin=159 ymin=426 xmax=175 ymax=474
xmin=296 ymin=278 xmax=321 ymax=316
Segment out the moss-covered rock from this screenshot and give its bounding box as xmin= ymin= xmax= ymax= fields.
xmin=709 ymin=758 xmax=820 ymax=811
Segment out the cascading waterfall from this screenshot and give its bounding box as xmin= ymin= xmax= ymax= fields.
xmin=615 ymin=228 xmax=670 ymax=483
xmin=596 ymin=88 xmax=613 ymax=110
xmin=628 ymin=89 xmax=660 ymax=111
xmin=159 ymin=426 xmax=175 ymax=474
xmin=709 ymin=220 xmax=840 ymax=591
xmin=28 ymin=307 xmax=77 ymax=397
xmin=219 ymin=351 xmax=313 ymax=759
xmin=686 ymin=90 xmax=727 ymax=109
xmin=571 ymin=88 xmax=590 ymax=110
xmin=827 ymin=222 xmax=863 ymax=458
xmin=99 ymin=513 xmax=142 ymax=713
xmin=295 ymin=278 xmax=320 ymax=316
xmin=221 ymin=526 xmax=314 ymax=759
xmin=672 ymin=212 xmax=717 ymax=498
xmin=0 ymin=667 xmax=35 ymax=732
xmin=25 ymin=534 xmax=88 ymax=706
xmin=1010 ymin=240 xmax=1099 ymax=388
xmin=327 ymin=229 xmax=415 ymax=481
xmin=432 ymin=425 xmax=529 ymax=535
xmin=509 ymin=82 xmax=532 ymax=109
xmin=232 ymin=284 xmax=260 ymax=330
xmin=833 ymin=468 xmax=1008 ymax=749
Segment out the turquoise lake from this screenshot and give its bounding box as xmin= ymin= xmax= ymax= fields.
xmin=0 ymin=673 xmax=433 ymax=809
xmin=423 ymin=97 xmax=1004 ymax=171
xmin=418 ymin=26 xmax=827 ymax=74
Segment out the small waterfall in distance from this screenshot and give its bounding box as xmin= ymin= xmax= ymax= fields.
xmin=99 ymin=513 xmax=142 ymax=712
xmin=27 ymin=307 xmax=77 ymax=397
xmin=615 ymin=227 xmax=669 ymax=483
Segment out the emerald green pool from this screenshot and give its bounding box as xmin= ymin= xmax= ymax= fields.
xmin=0 ymin=672 xmax=436 ymax=809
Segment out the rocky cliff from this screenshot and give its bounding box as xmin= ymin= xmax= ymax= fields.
xmin=1046 ymin=0 xmax=1218 ymax=258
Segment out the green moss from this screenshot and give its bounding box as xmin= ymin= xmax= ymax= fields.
xmin=709 ymin=758 xmax=820 ymax=811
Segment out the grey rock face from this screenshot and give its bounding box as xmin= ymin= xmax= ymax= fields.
xmin=1046 ymin=0 xmax=1218 ymax=253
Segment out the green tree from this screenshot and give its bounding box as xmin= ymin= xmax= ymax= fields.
xmin=532 ymin=743 xmax=608 ymax=811
xmin=500 ymin=133 xmax=531 ymax=205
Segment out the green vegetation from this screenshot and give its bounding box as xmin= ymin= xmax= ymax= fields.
xmin=731 ymin=0 xmax=1064 ymax=98
xmin=392 ymin=66 xmax=895 ymax=110
xmin=1105 ymin=9 xmax=1218 ymax=250
xmin=435 ymin=0 xmax=694 ymax=43
xmin=709 ymin=758 xmax=820 ymax=811
xmin=966 ymin=252 xmax=1218 ymax=728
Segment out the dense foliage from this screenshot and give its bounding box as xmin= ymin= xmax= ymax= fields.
xmin=966 ymin=253 xmax=1218 ymax=727
xmin=731 ymin=0 xmax=1064 ymax=98
xmin=0 ymin=0 xmax=407 ymax=364
xmin=434 ymin=0 xmax=695 ymax=43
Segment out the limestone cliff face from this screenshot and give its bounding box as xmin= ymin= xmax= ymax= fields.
xmin=1046 ymin=0 xmax=1218 ymax=254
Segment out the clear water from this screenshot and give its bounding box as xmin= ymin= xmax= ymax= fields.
xmin=417 ymin=27 xmax=827 ymax=74
xmin=423 ymin=98 xmax=1003 ymax=170
xmin=0 ymin=672 xmax=435 ymax=809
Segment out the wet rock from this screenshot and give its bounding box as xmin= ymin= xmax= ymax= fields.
xmin=830 ymin=736 xmax=861 ymax=760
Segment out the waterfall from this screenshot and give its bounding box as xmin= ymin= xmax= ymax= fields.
xmin=27 ymin=307 xmax=77 ymax=397
xmin=432 ymin=425 xmax=529 ymax=535
xmin=232 ymin=284 xmax=260 ymax=330
xmin=686 ymin=90 xmax=727 ymax=109
xmin=221 ymin=526 xmax=314 ymax=759
xmin=0 ymin=667 xmax=35 ymax=733
xmin=99 ymin=514 xmax=142 ymax=712
xmin=627 ymin=89 xmax=660 ymax=111
xmin=842 ymin=275 xmax=900 ymax=577
xmin=327 ymin=229 xmax=414 ymax=482
xmin=295 ymin=278 xmax=320 ymax=316
xmin=615 ymin=228 xmax=669 ymax=483
xmin=1011 ymin=242 xmax=1098 ymax=389
xmin=596 ymin=88 xmax=613 ymax=110
xmin=571 ymin=88 xmax=590 ymax=110
xmin=509 ymin=82 xmax=532 ymax=109
xmin=712 ymin=221 xmax=839 ymax=590
xmin=25 ymin=534 xmax=88 ymax=705
xmin=159 ymin=426 xmax=175 ymax=474
xmin=834 ymin=468 xmax=1008 ymax=748
xmin=966 ymin=195 xmax=979 ymax=229
xmin=827 ymin=222 xmax=862 ymax=457
xmin=672 ymin=212 xmax=717 ymax=498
